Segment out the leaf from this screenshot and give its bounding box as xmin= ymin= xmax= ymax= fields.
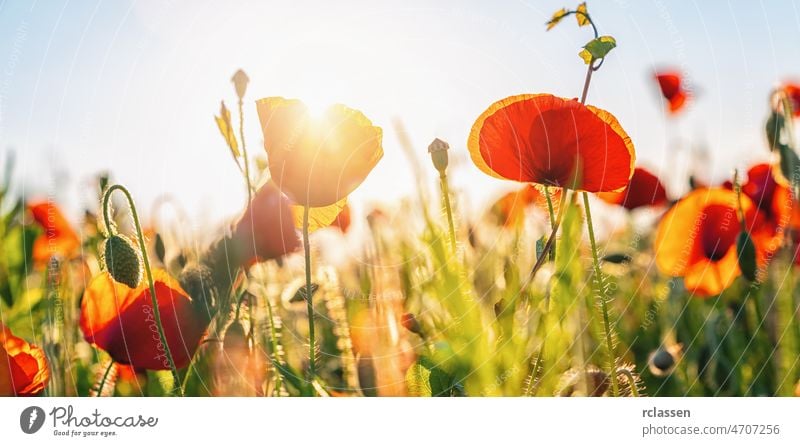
xmin=736 ymin=232 xmax=757 ymax=282
xmin=546 ymin=8 xmax=568 ymax=30
xmin=405 ymin=358 xmax=456 ymax=397
xmin=292 ymin=198 xmax=348 ymax=232
xmin=406 ymin=361 xmax=432 ymax=397
xmin=579 ymin=35 xmax=617 ymax=64
xmin=214 ymin=101 xmax=240 ymax=158
xmin=778 ymin=143 xmax=800 ymax=188
xmin=765 ymin=111 xmax=784 ymax=152
xmin=576 ymin=2 xmax=590 ymax=26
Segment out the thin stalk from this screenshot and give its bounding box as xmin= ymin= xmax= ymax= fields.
xmin=439 ymin=172 xmax=457 ymax=254
xmin=95 ymin=360 xmax=115 ymax=397
xmin=264 ymin=296 xmax=284 ymax=396
xmin=617 ymin=368 xmax=639 ymax=397
xmin=544 ymin=186 xmax=557 ymax=261
xmin=238 ymin=99 xmax=253 ymax=203
xmin=102 ymin=184 xmax=183 ymax=396
xmin=582 ymin=191 xmax=620 ymax=396
xmin=302 ymin=204 xmax=316 ymax=383
xmin=523 ymin=189 xmax=569 ymax=288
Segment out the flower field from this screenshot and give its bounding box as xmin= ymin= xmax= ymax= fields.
xmin=1 ymin=2 xmax=799 ymax=398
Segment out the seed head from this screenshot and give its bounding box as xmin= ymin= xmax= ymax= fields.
xmin=428 ymin=138 xmax=450 ymax=173
xmin=231 ymin=69 xmax=250 ymax=101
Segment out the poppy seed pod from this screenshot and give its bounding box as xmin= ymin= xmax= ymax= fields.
xmin=428 ymin=138 xmax=450 ymax=173
xmin=103 ymin=234 xmax=142 ymax=288
xmin=231 ymin=69 xmax=249 ymax=100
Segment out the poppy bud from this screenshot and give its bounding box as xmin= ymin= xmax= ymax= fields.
xmin=103 ymin=234 xmax=142 ymax=288
xmin=231 ymin=69 xmax=249 ymax=101
xmin=428 ymin=138 xmax=450 ymax=173
xmin=400 ymin=313 xmax=423 ymax=336
xmin=556 ymin=366 xmax=609 ymax=397
xmin=178 ymin=262 xmax=217 ymax=318
xmin=736 ymin=231 xmax=758 ymax=282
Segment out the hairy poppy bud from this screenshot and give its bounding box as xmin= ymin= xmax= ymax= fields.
xmin=103 ymin=234 xmax=142 ymax=288
xmin=428 ymin=138 xmax=450 ymax=173
xmin=178 ymin=262 xmax=218 ymax=319
xmin=400 ymin=313 xmax=423 ymax=336
xmin=231 ymin=69 xmax=249 ymax=101
xmin=556 ymin=366 xmax=609 ymax=397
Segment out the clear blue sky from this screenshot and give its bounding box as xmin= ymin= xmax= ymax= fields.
xmin=1 ymin=0 xmax=799 ymax=225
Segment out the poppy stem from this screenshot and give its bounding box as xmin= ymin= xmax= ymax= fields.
xmin=544 ymin=186 xmax=557 ymax=261
xmin=102 ymin=184 xmax=184 ymax=397
xmin=238 ymin=98 xmax=253 ymax=204
xmin=302 ymin=204 xmax=317 ymax=386
xmin=581 ymin=191 xmax=620 ymax=397
xmin=524 ymin=188 xmax=569 ymax=287
xmin=439 ymin=172 xmax=457 ymax=254
xmin=95 ymin=360 xmax=115 ymax=397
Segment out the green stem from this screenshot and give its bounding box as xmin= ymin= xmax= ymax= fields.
xmin=95 ymin=360 xmax=115 ymax=397
xmin=523 ymin=189 xmax=569 ymax=288
xmin=264 ymin=296 xmax=284 ymax=396
xmin=238 ymin=99 xmax=253 ymax=204
xmin=102 ymin=184 xmax=183 ymax=396
xmin=582 ymin=191 xmax=620 ymax=396
xmin=439 ymin=172 xmax=457 ymax=254
xmin=302 ymin=204 xmax=316 ymax=384
xmin=617 ymin=368 xmax=639 ymax=397
xmin=544 ymin=186 xmax=557 ymax=261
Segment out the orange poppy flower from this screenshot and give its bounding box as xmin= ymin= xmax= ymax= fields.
xmin=256 ymin=97 xmax=383 ymax=207
xmin=80 ymin=269 xmax=210 ymax=370
xmin=654 ymin=188 xmax=766 ymax=297
xmin=0 ymin=324 xmax=50 ymax=396
xmin=783 ymin=83 xmax=800 ymax=117
xmin=654 ymin=71 xmax=689 ymax=114
xmin=489 ymin=184 xmax=559 ymax=227
xmin=232 ymin=182 xmax=300 ymax=266
xmin=598 ymin=167 xmax=668 ymax=210
xmin=468 ymin=94 xmax=635 ymax=192
xmin=330 ymin=203 xmax=352 ymax=233
xmin=29 ymin=201 xmax=81 ymax=266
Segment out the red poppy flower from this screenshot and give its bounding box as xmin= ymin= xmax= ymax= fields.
xmin=231 ymin=182 xmax=300 ymax=266
xmin=654 ymin=71 xmax=689 ymax=114
xmin=598 ymin=167 xmax=668 ymax=210
xmin=256 ymin=97 xmax=383 ymax=207
xmin=655 ymin=188 xmax=767 ymax=297
xmin=468 ymin=94 xmax=635 ymax=192
xmin=29 ymin=201 xmax=81 ymax=266
xmin=783 ymin=83 xmax=800 ymax=117
xmin=0 ymin=324 xmax=50 ymax=396
xmin=330 ymin=203 xmax=352 ymax=233
xmin=80 ymin=269 xmax=210 ymax=370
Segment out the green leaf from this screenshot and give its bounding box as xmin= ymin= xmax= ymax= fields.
xmin=579 ymin=36 xmax=617 ymax=64
xmin=765 ymin=111 xmax=785 ymax=152
xmin=736 ymin=232 xmax=757 ymax=282
xmin=778 ymin=143 xmax=800 ymax=188
xmin=406 ymin=361 xmax=433 ymax=397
